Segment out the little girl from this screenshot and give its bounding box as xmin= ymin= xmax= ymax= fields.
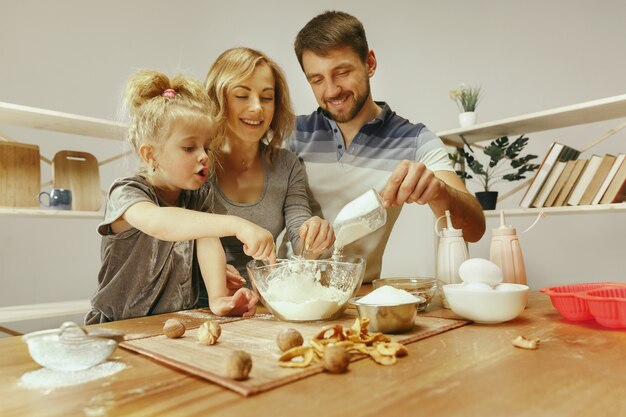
xmin=86 ymin=70 xmax=274 ymax=324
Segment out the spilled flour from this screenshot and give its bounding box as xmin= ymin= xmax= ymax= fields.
xmin=19 ymin=361 xmax=126 ymax=393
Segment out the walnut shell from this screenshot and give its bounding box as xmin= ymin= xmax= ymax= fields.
xmin=226 ymin=350 xmax=252 ymax=380
xmin=163 ymin=318 xmax=185 ymax=339
xmin=323 ymin=345 xmax=350 ymax=374
xmin=197 ymin=320 xmax=221 ymax=345
xmin=276 ymin=328 xmax=304 ymax=352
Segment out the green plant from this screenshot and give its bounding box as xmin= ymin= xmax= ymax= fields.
xmin=448 ymin=135 xmax=540 ymax=192
xmin=449 ymin=84 xmax=482 ymax=112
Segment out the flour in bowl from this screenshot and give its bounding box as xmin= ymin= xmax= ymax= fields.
xmin=263 ymin=265 xmax=351 ymax=321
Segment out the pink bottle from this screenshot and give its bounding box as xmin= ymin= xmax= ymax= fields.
xmin=489 ymin=211 xmax=527 ymax=285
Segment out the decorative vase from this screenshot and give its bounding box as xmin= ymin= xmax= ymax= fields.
xmin=475 ymin=191 xmax=498 ymax=211
xmin=459 ymin=111 xmax=477 ymax=128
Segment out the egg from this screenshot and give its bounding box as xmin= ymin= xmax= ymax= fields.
xmin=461 ymin=282 xmax=494 ymax=291
xmin=458 ymin=258 xmax=503 ymax=286
xmin=494 ymin=283 xmax=522 ymax=291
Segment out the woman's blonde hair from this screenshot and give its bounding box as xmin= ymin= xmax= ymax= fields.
xmin=204 ymin=47 xmax=295 ymax=159
xmin=124 ymin=69 xmax=215 ymax=177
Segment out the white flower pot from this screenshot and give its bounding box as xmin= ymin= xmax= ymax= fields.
xmin=459 ymin=111 xmax=477 ymax=128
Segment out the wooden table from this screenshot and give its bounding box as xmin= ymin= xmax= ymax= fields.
xmin=1 ymin=290 xmax=625 ymax=417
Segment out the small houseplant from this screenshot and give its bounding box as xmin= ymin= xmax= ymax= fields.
xmin=450 ymin=83 xmax=482 ymax=127
xmin=448 ymin=135 xmax=539 ymax=210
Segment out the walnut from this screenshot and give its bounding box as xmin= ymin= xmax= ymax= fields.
xmin=323 ymin=345 xmax=350 ymax=374
xmin=225 ymin=350 xmax=252 ymax=380
xmin=276 ymin=328 xmax=304 ymax=352
xmin=163 ymin=318 xmax=185 ymax=339
xmin=197 ymin=320 xmax=221 ymax=345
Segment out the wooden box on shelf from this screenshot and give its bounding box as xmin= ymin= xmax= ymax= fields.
xmin=0 ymin=141 xmax=40 ymax=207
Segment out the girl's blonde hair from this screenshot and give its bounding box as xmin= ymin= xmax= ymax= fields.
xmin=124 ymin=70 xmax=215 ymax=177
xmin=204 ymin=47 xmax=295 ymax=159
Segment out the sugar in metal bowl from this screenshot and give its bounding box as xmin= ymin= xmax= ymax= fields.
xmin=350 ymin=286 xmax=424 ymax=333
xmin=22 ymin=322 xmax=119 ymax=371
xmin=372 ymin=277 xmax=437 ymax=312
xmin=247 ymin=256 xmax=366 ymax=322
xmin=350 ymin=298 xmax=422 ymax=333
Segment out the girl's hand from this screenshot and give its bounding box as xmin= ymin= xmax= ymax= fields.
xmin=236 ymin=220 xmax=276 ymax=263
xmin=210 ymin=288 xmax=258 ymax=318
xmin=226 ymin=264 xmax=246 ymax=296
xmin=299 ymin=216 xmax=335 ymax=256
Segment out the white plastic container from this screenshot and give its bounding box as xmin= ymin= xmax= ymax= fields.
xmin=333 ymin=189 xmax=387 ymax=249
xmin=489 ymin=211 xmax=527 ymax=285
xmin=435 ymin=210 xmax=468 ymax=308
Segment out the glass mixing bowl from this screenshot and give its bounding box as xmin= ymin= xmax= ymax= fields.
xmin=247 ymin=256 xmax=366 ymax=322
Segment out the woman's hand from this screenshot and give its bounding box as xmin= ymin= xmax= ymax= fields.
xmin=210 ymin=288 xmax=258 ymax=318
xmin=226 ymin=264 xmax=246 ymax=296
xmin=299 ymin=216 xmax=335 ymax=256
xmin=235 ymin=219 xmax=276 ymax=263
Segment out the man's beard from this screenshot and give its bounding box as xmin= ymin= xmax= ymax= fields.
xmin=321 ymin=82 xmax=370 ymax=124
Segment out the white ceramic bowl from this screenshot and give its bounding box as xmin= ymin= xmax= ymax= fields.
xmin=443 ymin=283 xmax=529 ymax=324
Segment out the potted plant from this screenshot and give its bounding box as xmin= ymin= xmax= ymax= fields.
xmin=448 ymin=135 xmax=540 ymax=210
xmin=449 ymin=83 xmax=482 ymax=127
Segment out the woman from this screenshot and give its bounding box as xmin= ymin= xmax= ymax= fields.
xmin=204 ymin=47 xmax=334 ymax=281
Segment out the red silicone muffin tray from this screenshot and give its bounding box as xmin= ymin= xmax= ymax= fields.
xmin=540 ymin=282 xmax=626 ymax=328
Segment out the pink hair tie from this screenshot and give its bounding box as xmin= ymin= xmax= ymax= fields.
xmin=162 ymin=88 xmax=176 ymax=98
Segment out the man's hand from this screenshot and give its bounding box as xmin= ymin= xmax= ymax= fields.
xmin=381 ymin=160 xmax=447 ymax=208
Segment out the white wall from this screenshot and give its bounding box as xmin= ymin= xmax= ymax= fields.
xmin=2 ymin=0 xmax=625 ymax=333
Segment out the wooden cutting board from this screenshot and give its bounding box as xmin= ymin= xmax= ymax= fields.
xmin=0 ymin=142 xmax=40 ymax=207
xmin=120 ymin=311 xmax=469 ymax=396
xmin=52 ymin=150 xmax=101 ymax=211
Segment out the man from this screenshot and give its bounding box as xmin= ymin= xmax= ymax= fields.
xmin=285 ymin=10 xmax=485 ymax=281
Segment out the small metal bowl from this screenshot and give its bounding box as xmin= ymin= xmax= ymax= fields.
xmin=22 ymin=322 xmax=119 ymax=371
xmin=372 ymin=277 xmax=437 ymax=312
xmin=349 ymin=296 xmax=424 ymax=333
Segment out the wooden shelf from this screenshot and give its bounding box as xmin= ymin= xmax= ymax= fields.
xmin=437 ymin=93 xmax=626 ymax=146
xmin=483 ymin=202 xmax=626 ymax=217
xmin=0 ymin=101 xmax=126 ymax=141
xmin=0 ymin=299 xmax=91 ymax=324
xmin=0 ymin=206 xmax=103 ymax=219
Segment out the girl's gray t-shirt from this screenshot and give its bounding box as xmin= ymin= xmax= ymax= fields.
xmin=86 ymin=176 xmax=212 ymax=324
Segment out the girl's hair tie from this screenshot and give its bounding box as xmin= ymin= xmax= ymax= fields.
xmin=162 ymin=88 xmax=176 ymax=98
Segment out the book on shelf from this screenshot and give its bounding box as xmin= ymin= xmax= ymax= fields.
xmin=519 ymin=142 xmax=580 ymax=208
xmin=567 ymin=155 xmax=603 ymax=206
xmin=599 ymin=155 xmax=626 ymax=204
xmin=591 ymin=153 xmax=625 ymax=204
xmin=543 ymin=160 xmax=578 ymax=207
xmin=577 ymin=154 xmax=616 ymax=206
xmin=531 ymin=161 xmax=567 ymax=208
xmin=553 ymin=159 xmax=588 ymax=206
